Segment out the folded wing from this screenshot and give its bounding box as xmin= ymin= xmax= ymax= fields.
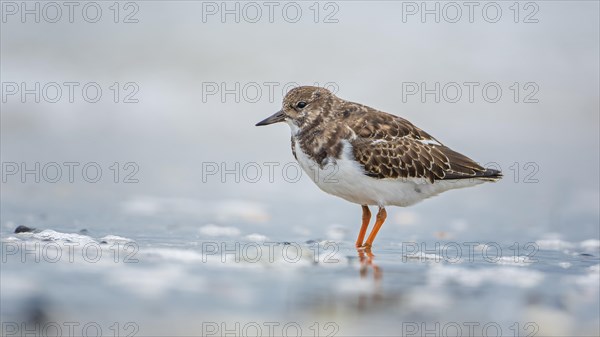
xmin=346 ymin=109 xmax=501 ymax=183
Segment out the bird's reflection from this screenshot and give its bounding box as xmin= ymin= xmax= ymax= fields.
xmin=355 ymin=248 xmax=384 ymax=311
xmin=357 ymin=248 xmax=382 ymax=280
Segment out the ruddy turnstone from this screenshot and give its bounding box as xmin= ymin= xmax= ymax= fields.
xmin=256 ymin=86 xmax=502 ymax=249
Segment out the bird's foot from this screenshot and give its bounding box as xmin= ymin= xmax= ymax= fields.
xmin=357 ymin=244 xmax=374 ymax=256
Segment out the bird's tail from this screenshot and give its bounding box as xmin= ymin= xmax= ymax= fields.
xmin=443 ymin=167 xmax=503 ymax=182
xmin=477 ymin=168 xmax=503 ymax=182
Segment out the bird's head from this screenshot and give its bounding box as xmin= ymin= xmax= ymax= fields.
xmin=255 ymin=86 xmax=334 ymax=131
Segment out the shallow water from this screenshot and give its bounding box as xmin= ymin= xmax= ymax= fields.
xmin=2 ymin=224 xmax=598 ymax=336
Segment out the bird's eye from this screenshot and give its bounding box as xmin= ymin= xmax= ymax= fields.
xmin=296 ymin=101 xmax=307 ymax=109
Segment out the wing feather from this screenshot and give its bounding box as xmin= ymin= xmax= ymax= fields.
xmin=345 ymin=107 xmax=495 ymax=182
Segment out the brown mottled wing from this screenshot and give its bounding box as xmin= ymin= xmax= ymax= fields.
xmin=346 ymin=107 xmax=492 ymax=183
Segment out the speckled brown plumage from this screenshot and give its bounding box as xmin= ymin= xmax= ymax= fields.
xmin=278 ymin=86 xmax=501 ymax=183
xmin=256 ymin=85 xmax=502 ymax=249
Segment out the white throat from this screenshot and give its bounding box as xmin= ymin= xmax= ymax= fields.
xmin=286 ymin=120 xmax=300 ymax=136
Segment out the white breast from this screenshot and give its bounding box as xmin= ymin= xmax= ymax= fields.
xmin=293 ymin=138 xmax=484 ymax=207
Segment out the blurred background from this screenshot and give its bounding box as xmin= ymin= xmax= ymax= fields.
xmin=1 ymin=1 xmax=599 ymax=336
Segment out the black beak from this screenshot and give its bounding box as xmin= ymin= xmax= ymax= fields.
xmin=256 ymin=110 xmax=285 ymax=126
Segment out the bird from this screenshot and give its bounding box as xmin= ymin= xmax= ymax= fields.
xmin=256 ymin=86 xmax=502 ymax=250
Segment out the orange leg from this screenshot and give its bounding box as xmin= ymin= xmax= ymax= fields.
xmin=355 ymin=205 xmax=371 ymax=248
xmin=363 ymin=207 xmax=387 ymax=249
